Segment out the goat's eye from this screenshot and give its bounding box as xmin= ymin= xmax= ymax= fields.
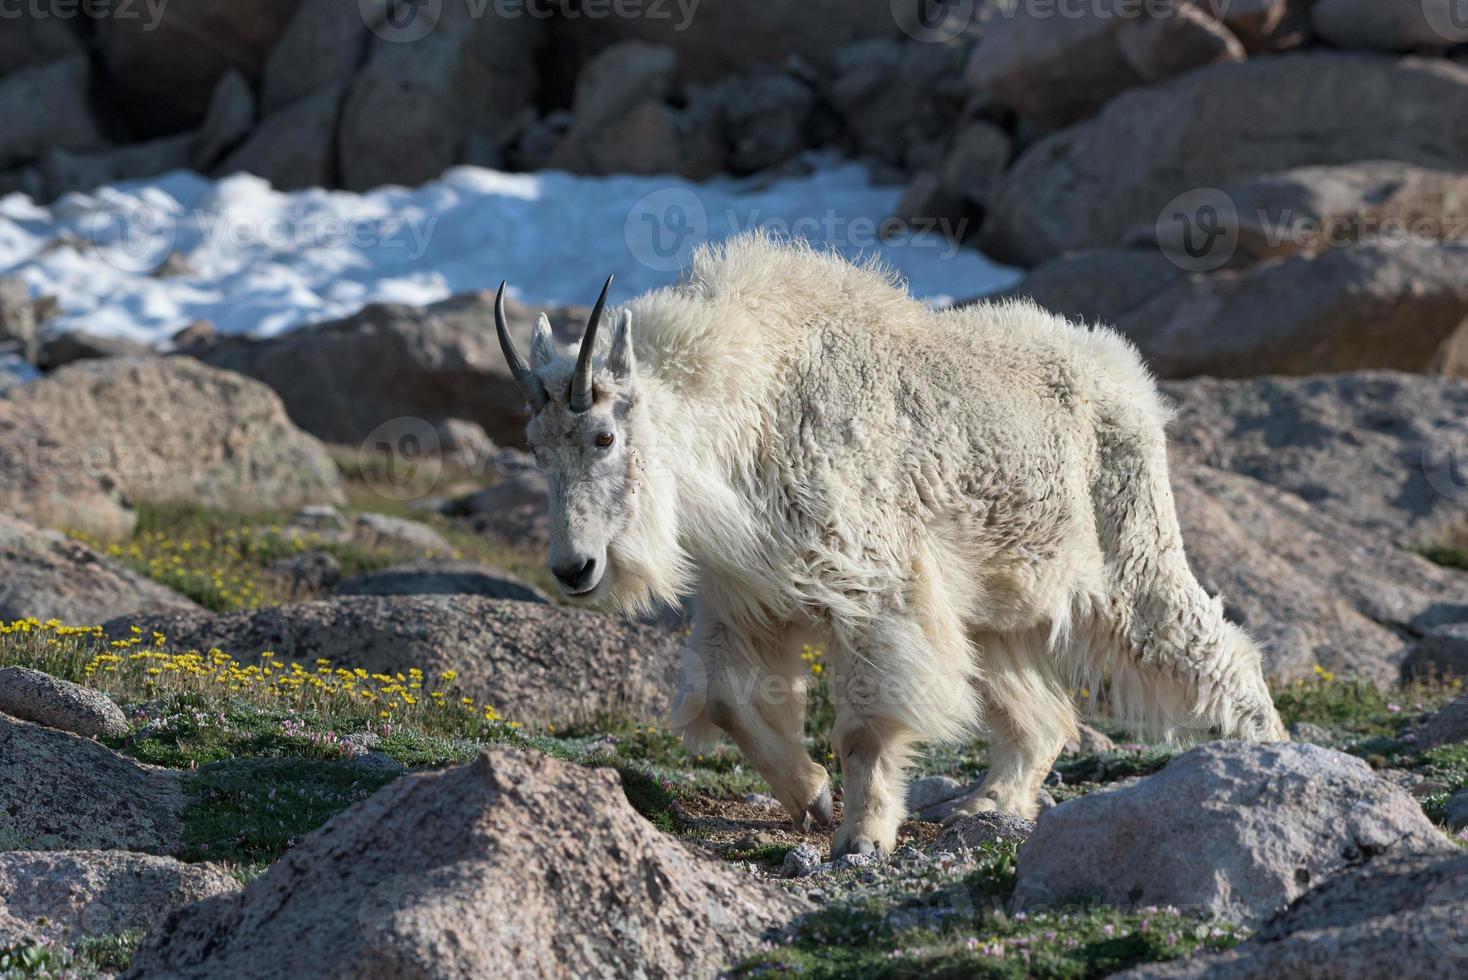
xmin=594 ymin=431 xmax=615 ymax=449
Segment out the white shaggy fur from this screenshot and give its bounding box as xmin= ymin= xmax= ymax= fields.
xmin=514 ymin=235 xmax=1286 ymax=858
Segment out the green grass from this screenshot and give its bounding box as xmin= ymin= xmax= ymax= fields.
xmin=0 ymin=931 xmax=142 ymax=979
xmin=736 ymin=841 xmax=1247 ymax=979
xmin=1273 ymin=675 xmax=1453 ymax=737
xmin=1417 ymin=543 xmax=1468 ymax=573
xmin=71 ymin=490 xmax=556 ymax=613
xmin=179 ymin=757 xmax=401 ymax=867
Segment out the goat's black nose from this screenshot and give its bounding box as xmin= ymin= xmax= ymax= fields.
xmin=552 ymin=557 xmax=598 ymax=592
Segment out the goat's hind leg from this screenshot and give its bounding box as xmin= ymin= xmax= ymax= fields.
xmin=828 ymin=614 xmax=979 ymax=858
xmin=673 ymin=616 xmax=832 ymax=830
xmin=944 ymin=627 xmax=1077 ymax=823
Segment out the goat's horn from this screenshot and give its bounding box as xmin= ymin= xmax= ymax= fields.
xmin=494 ymin=281 xmax=547 ymax=412
xmin=570 ymin=275 xmax=613 ymax=413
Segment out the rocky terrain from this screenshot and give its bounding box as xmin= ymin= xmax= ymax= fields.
xmin=0 ymin=327 xmax=1465 ymax=975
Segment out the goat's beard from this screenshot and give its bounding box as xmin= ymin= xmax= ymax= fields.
xmin=602 ymin=457 xmax=693 ymax=619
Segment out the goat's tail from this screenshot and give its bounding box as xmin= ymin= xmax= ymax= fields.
xmin=1067 ymin=424 xmax=1287 ymax=744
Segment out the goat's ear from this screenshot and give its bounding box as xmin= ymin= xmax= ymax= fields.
xmin=608 ymin=309 xmax=636 ymax=383
xmin=531 ymin=314 xmax=557 ymax=370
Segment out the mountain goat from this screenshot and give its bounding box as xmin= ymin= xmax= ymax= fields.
xmin=495 ymin=235 xmax=1286 ymax=858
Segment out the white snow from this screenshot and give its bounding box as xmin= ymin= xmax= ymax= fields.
xmin=0 ymin=160 xmax=1019 ymax=345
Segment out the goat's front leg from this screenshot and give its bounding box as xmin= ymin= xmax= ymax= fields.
xmin=672 ymin=612 xmax=832 ymax=831
xmin=826 ymin=618 xmax=934 ymax=860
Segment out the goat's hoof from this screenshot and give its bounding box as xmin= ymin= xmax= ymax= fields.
xmin=830 ymin=834 xmax=881 ymax=861
xmin=794 ymin=782 xmax=834 ymax=833
xmin=939 ymin=795 xmax=1000 ymax=827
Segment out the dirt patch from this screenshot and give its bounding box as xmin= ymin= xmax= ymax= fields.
xmin=676 ymin=792 xmax=942 ymax=866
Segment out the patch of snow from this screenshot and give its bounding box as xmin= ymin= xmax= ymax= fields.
xmin=0 ymin=161 xmax=1019 ymax=346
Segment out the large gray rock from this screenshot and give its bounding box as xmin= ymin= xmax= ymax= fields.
xmin=1216 ymin=161 xmax=1468 ymax=264
xmin=4 ymin=356 xmax=343 ymax=513
xmin=1311 ymin=0 xmax=1465 ymax=52
xmin=1166 ymin=372 xmax=1468 ymax=546
xmin=456 ymin=467 xmax=551 ymax=550
xmin=348 ymin=512 xmax=452 ymax=555
xmin=95 ymin=0 xmax=301 ymax=134
xmin=548 ymin=41 xmax=687 ymax=177
xmin=190 ymin=70 xmax=257 ymax=171
xmin=1012 ymin=742 xmax=1454 ymax=926
xmin=1173 ymin=466 xmax=1468 ymax=681
xmin=337 ymin=5 xmax=544 ymax=191
xmin=1417 ymin=693 xmax=1468 ymax=749
xmin=260 ymin=0 xmax=384 ymax=115
xmin=126 ymin=748 xmax=805 ymax=978
xmin=1401 ymin=623 xmax=1468 ymax=680
xmin=335 ymin=561 xmax=549 ymax=605
xmin=0 ymin=851 xmax=237 ymax=948
xmin=0 ymin=713 xmax=185 ymax=853
xmin=982 ymin=53 xmax=1468 ymax=266
xmin=827 ymin=38 xmax=967 ymax=169
xmin=105 ymin=596 xmax=682 ymax=726
xmin=1116 ymin=852 xmax=1468 ymax=979
xmin=965 ymin=0 xmax=1244 ymax=130
xmin=0 ymin=407 xmax=138 ymax=541
xmin=193 ymin=291 xmax=588 ymax=448
xmin=717 ymin=70 xmax=815 ymax=176
xmin=39 ymin=134 xmax=194 ymax=200
xmin=995 ymin=248 xmax=1186 ymax=327
xmin=1106 ymin=244 xmax=1468 ymax=380
xmin=0 ymin=57 xmax=106 ymax=171
xmin=0 ymin=667 xmax=128 ymax=740
xmin=218 ymin=83 xmax=342 ymax=190
xmin=548 ymin=0 xmax=903 ymax=87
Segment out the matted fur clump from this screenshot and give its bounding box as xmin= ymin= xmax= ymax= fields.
xmin=499 ymin=234 xmax=1286 ymax=859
